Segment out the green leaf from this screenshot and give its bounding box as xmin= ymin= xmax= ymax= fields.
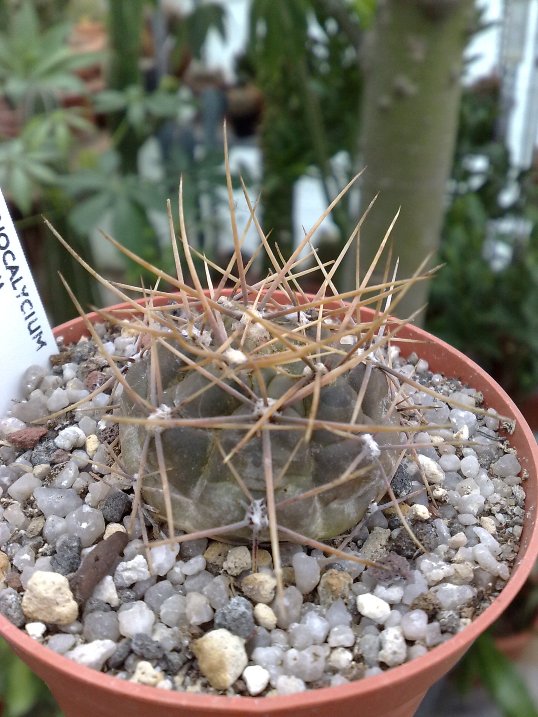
xmin=112 ymin=193 xmax=152 ymax=260
xmin=93 ymin=90 xmax=128 ymax=114
xmin=8 ymin=165 xmax=34 ymax=215
xmin=11 ymin=0 xmax=39 ymax=43
xmin=69 ymin=191 xmax=113 ymax=234
xmin=465 ymin=633 xmax=538 ymax=717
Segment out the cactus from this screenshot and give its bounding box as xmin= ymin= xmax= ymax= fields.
xmin=47 ymin=135 xmax=445 ymax=599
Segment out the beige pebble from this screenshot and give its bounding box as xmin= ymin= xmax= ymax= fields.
xmin=0 ymin=551 xmax=10 ymax=582
xmin=131 ymin=660 xmax=164 ymax=686
xmin=241 ymin=573 xmax=277 ymax=604
xmin=204 ymin=541 xmax=230 ymax=568
xmin=85 ymin=434 xmax=100 ymax=459
xmin=255 ymin=549 xmax=273 ymax=570
xmin=222 ymin=546 xmax=251 ymax=576
xmin=33 ymin=464 xmax=51 ymax=480
xmin=317 ymin=569 xmax=353 ymax=606
xmin=480 ymin=516 xmax=497 ymax=534
xmin=22 ymin=571 xmax=78 ymax=625
xmin=103 ymin=522 xmax=127 ymax=540
xmin=192 ymin=629 xmax=247 ymax=690
xmin=409 ymin=504 xmax=430 ymax=521
xmin=253 ymin=603 xmax=277 ymax=630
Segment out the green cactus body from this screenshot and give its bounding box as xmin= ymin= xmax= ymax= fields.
xmin=119 ymin=299 xmax=403 ymax=542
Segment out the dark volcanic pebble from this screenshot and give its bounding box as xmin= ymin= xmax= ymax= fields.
xmin=131 ymin=633 xmax=164 ymax=660
xmin=51 ymin=535 xmax=82 ymax=575
xmin=101 ymin=491 xmax=131 ymax=523
xmin=0 ymin=588 xmax=25 ymax=627
xmin=107 ymin=638 xmax=132 ymax=670
xmin=162 ymin=650 xmax=189 ymax=673
xmin=30 ymin=438 xmax=58 ymax=466
xmin=214 ymin=596 xmax=255 ymax=638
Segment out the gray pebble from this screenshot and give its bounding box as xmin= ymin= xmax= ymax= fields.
xmin=180 ymin=538 xmax=208 ymax=559
xmin=214 ymin=596 xmax=255 ymax=639
xmin=391 ymin=464 xmax=413 ymax=497
xmin=117 ymin=588 xmax=137 ymax=604
xmin=101 ymin=491 xmax=131 ymax=523
xmin=83 ymin=610 xmax=120 ymax=642
xmin=82 ymin=598 xmax=112 ymax=616
xmin=162 ymin=650 xmax=188 ymax=673
xmin=47 ymin=633 xmax=77 ymax=654
xmin=437 ymin=610 xmax=460 ymax=634
xmin=107 ymin=638 xmax=132 ymax=669
xmin=131 ymin=633 xmax=164 ymax=660
xmin=144 ymin=580 xmax=176 ymax=613
xmin=0 ymin=587 xmax=25 ymax=627
xmin=31 ymin=439 xmax=58 ymax=466
xmin=51 ymin=534 xmax=82 ymax=575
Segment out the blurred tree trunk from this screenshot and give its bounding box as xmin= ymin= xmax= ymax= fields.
xmin=107 ymin=0 xmax=145 ymax=173
xmin=351 ymin=0 xmax=473 ymax=323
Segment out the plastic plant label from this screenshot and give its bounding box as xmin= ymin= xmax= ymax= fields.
xmin=0 ymin=188 xmax=57 ymax=416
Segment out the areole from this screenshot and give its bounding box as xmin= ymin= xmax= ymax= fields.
xmin=1 ymin=299 xmax=537 ymax=717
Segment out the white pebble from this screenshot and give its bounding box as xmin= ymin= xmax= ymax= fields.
xmin=242 ymin=665 xmax=270 ymax=695
xmin=378 ymin=626 xmax=407 ymax=666
xmin=431 ymin=583 xmax=475 ymax=610
xmin=302 ymin=610 xmax=330 ymax=643
xmin=326 ymin=598 xmax=352 ymax=628
xmin=115 ymin=555 xmax=151 ymax=587
xmin=65 ymin=640 xmax=116 ymax=670
xmin=292 ymin=552 xmax=321 ymax=594
xmin=283 ymin=645 xmax=328 ymax=682
xmin=275 ymin=675 xmax=306 ymax=695
xmin=47 ymin=388 xmax=70 ymax=412
xmin=373 ymin=584 xmax=404 ymax=604
xmin=473 ymin=544 xmax=502 ymax=575
xmin=400 ymin=610 xmax=428 ymax=641
xmin=8 ymin=474 xmax=41 ymax=501
xmin=25 ymin=622 xmax=47 ymax=639
xmin=182 ymin=555 xmax=206 ymax=576
xmin=54 ymin=426 xmax=86 ymax=451
xmin=402 ymin=570 xmax=428 ymax=605
xmin=186 ymin=592 xmax=213 ymax=625
xmin=439 ymin=454 xmax=461 ymax=472
xmin=328 ymin=625 xmax=355 ymax=648
xmin=356 ymin=593 xmax=391 ymax=623
xmin=34 ymin=487 xmax=83 ymax=518
xmin=491 ymin=453 xmax=521 ymax=477
xmin=460 ymin=455 xmax=480 ymax=479
xmin=92 ymin=575 xmax=120 ymax=607
xmin=417 ymin=455 xmax=445 ymax=484
xmin=449 ymin=409 xmax=478 ymax=436
xmin=150 ymin=544 xmax=179 ymax=576
xmin=118 ymin=601 xmax=155 ymax=637
xmin=472 ymin=526 xmax=501 ymax=555
xmin=328 ymin=647 xmax=353 ymax=671
xmin=65 ymin=505 xmax=105 ymax=547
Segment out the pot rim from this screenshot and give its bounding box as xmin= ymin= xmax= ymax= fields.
xmin=2 ymin=296 xmax=538 ymax=713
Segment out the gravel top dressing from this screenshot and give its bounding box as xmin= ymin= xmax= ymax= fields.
xmin=0 ymin=321 xmax=526 ymax=697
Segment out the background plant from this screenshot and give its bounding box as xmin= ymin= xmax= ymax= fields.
xmin=426 ymin=78 xmax=538 ymax=401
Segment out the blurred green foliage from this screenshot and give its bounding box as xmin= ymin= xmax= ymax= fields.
xmin=0 ymin=639 xmax=61 ymax=717
xmin=427 ymin=79 xmax=538 ymax=399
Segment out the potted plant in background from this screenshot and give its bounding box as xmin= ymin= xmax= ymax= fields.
xmin=0 ymin=152 xmax=537 ymax=717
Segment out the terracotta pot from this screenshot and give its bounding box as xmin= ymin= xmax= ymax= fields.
xmin=1 ymin=298 xmax=538 ymax=717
